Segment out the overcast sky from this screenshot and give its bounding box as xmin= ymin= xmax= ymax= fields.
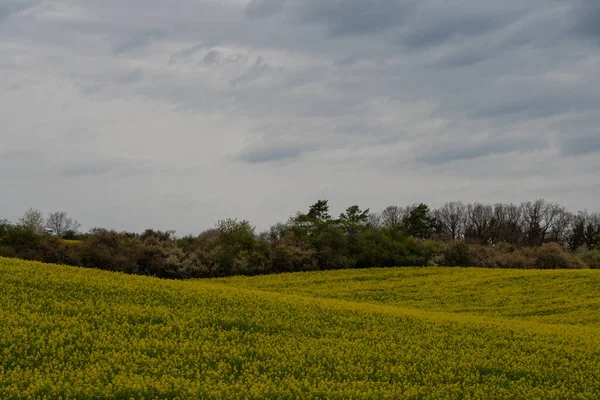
xmin=1 ymin=0 xmax=599 ymax=234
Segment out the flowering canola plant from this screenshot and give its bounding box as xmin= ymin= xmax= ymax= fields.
xmin=1 ymin=257 xmax=599 ymax=399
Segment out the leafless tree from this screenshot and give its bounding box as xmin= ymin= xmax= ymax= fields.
xmin=366 ymin=212 xmax=382 ymax=228
xmin=520 ymin=200 xmax=564 ymax=246
xmin=380 ymin=206 xmax=405 ymax=231
xmin=583 ymin=212 xmax=600 ymax=249
xmin=46 ymin=211 xmax=81 ymax=236
xmin=546 ymin=208 xmax=573 ymax=246
xmin=465 ymin=203 xmax=496 ymax=244
xmin=434 ymin=201 xmax=466 ymax=241
xmin=491 ymin=203 xmax=523 ymax=244
xmin=18 ymin=208 xmax=46 ymax=234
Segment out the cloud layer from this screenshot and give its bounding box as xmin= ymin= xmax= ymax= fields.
xmin=1 ymin=0 xmax=599 ymax=234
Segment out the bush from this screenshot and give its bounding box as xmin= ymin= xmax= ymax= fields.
xmin=534 ymin=243 xmax=587 ymax=269
xmin=494 ymin=251 xmax=534 ymax=269
xmin=576 ymin=249 xmax=600 ymax=269
xmin=444 ymin=242 xmax=472 ymax=266
xmin=270 ymin=242 xmax=318 ymax=272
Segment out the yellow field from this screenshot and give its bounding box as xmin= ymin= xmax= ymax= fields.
xmin=1 ymin=257 xmax=600 ymax=399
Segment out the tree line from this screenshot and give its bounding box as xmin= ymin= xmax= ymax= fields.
xmin=1 ymin=199 xmax=599 ymax=279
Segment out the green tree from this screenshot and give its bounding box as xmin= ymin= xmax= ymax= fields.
xmin=290 ymin=200 xmax=335 ymax=237
xmin=403 ymin=203 xmax=436 ymax=239
xmin=339 ymin=205 xmax=369 ymax=232
xmin=214 ymin=218 xmax=261 ymax=276
xmin=289 ymin=200 xmax=349 ymax=269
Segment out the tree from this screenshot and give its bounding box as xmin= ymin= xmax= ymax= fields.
xmin=434 ymin=201 xmax=466 ymax=241
xmin=520 ymin=200 xmax=563 ymax=247
xmin=339 ymin=205 xmax=369 ymax=235
xmin=464 ymin=203 xmax=495 ymax=244
xmin=366 ymin=212 xmax=382 ymax=228
xmin=215 ymin=218 xmax=256 ymax=248
xmin=403 ymin=203 xmax=436 ymax=239
xmin=290 ymin=200 xmax=348 ymax=268
xmin=290 ymin=200 xmax=335 ymax=236
xmin=380 ymin=206 xmax=406 ymax=232
xmin=306 ymin=200 xmax=332 ymax=222
xmin=569 ymin=211 xmax=588 ymax=250
xmin=583 ymin=213 xmax=600 ymax=249
xmin=0 ymin=219 xmax=12 ymax=241
xmin=492 ymin=203 xmax=523 ymax=245
xmin=546 ymin=208 xmax=572 ymax=246
xmin=46 ymin=211 xmax=81 ymax=236
xmin=214 ymin=218 xmax=259 ymax=276
xmin=339 ymin=205 xmax=369 ymax=257
xmin=18 ymin=208 xmax=46 ymax=234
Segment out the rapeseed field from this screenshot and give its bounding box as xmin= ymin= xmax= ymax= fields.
xmin=1 ymin=257 xmax=599 ymax=399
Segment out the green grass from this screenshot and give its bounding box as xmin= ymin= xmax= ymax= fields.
xmin=1 ymin=257 xmax=600 ymax=399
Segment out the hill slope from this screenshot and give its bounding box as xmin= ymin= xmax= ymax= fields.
xmin=1 ymin=257 xmax=600 ymax=399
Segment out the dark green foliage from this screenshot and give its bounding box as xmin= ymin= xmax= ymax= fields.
xmin=403 ymin=203 xmax=437 ymax=239
xmin=444 ymin=242 xmax=472 ymax=266
xmin=1 ymin=199 xmax=598 ymax=278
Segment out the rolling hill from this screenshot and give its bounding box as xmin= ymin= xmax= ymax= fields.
xmin=1 ymin=257 xmax=599 ymax=399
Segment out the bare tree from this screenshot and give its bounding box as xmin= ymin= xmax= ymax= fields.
xmin=546 ymin=208 xmax=573 ymax=246
xmin=380 ymin=206 xmax=402 ymax=231
xmin=380 ymin=205 xmax=411 ymax=231
xmin=521 ymin=200 xmax=545 ymax=246
xmin=434 ymin=201 xmax=466 ymax=241
xmin=520 ymin=200 xmax=564 ymax=246
xmin=465 ymin=203 xmax=496 ymax=244
xmin=491 ymin=203 xmax=523 ymax=245
xmin=18 ymin=208 xmax=46 ymax=234
xmin=584 ymin=212 xmax=600 ymax=249
xmin=46 ymin=211 xmax=81 ymax=236
xmin=366 ymin=212 xmax=382 ymax=228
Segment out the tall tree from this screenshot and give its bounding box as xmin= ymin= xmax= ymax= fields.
xmin=434 ymin=201 xmax=466 ymax=241
xmin=465 ymin=203 xmax=495 ymax=244
xmin=366 ymin=212 xmax=382 ymax=228
xmin=380 ymin=205 xmax=406 ymax=232
xmin=291 ymin=200 xmax=334 ymax=235
xmin=403 ymin=203 xmax=435 ymax=239
xmin=339 ymin=205 xmax=369 ymax=236
xmin=46 ymin=211 xmax=81 ymax=236
xmin=520 ymin=200 xmax=563 ymax=246
xmin=18 ymin=208 xmax=46 ymax=234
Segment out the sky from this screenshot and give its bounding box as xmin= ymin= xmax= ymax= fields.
xmin=1 ymin=0 xmax=599 ymax=235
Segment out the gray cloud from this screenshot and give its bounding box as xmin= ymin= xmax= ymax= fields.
xmin=402 ymin=13 xmax=513 ymax=49
xmin=570 ymin=2 xmax=600 ymax=41
xmin=203 ymin=49 xmax=221 ymax=64
xmin=112 ymin=29 xmax=167 ymax=54
xmin=61 ymin=162 xmax=113 ymax=178
xmin=0 ymin=1 xmax=37 ymax=24
xmin=168 ymin=44 xmax=206 ymax=64
xmin=294 ymin=0 xmax=417 ymax=37
xmin=245 ymin=0 xmax=285 ymax=19
xmin=239 ymin=143 xmax=319 ymax=164
xmin=231 ymin=56 xmax=278 ymax=86
xmin=1 ymin=0 xmax=599 ymax=232
xmin=419 ymin=136 xmax=544 ymax=166
xmin=562 ymin=133 xmax=600 ymax=156
xmin=475 ymin=94 xmax=600 ymax=120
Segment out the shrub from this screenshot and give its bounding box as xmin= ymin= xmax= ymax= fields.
xmin=534 ymin=243 xmax=587 ymax=269
xmin=577 ymin=249 xmax=600 ymax=269
xmin=270 ymin=242 xmax=318 ymax=272
xmin=444 ymin=242 xmax=472 ymax=266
